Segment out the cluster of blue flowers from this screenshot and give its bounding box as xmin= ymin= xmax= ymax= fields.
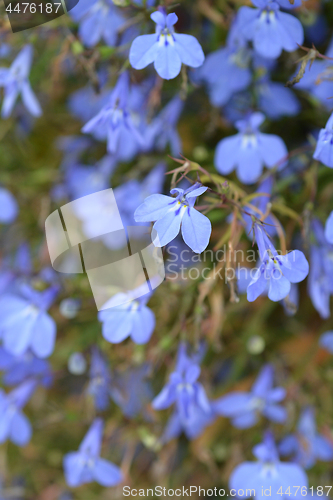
xmin=1 ymin=0 xmax=333 ymax=496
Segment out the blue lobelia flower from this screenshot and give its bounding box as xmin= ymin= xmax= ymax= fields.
xmin=197 ymin=19 xmax=252 ymax=107
xmin=279 ymin=407 xmax=333 ymax=469
xmin=153 ymin=343 xmax=215 ymax=441
xmin=0 ymin=379 xmax=36 ymax=447
xmin=0 ymin=187 xmax=18 ymax=224
xmin=69 ymin=0 xmax=126 ymax=48
xmin=325 ymin=212 xmax=333 ymax=244
xmin=215 ymin=112 xmax=288 ymax=184
xmin=98 ymin=286 xmax=155 ymax=345
xmin=230 ymin=431 xmax=308 ymax=500
xmin=237 ymin=0 xmax=304 ymax=59
xmin=0 ymin=45 xmax=42 ymax=118
xmin=313 ymin=112 xmax=333 ymax=168
xmin=63 ymin=418 xmax=123 ymax=488
xmin=213 ymin=364 xmax=286 ymax=428
xmin=308 ymin=220 xmax=333 ymax=319
xmin=129 ymin=10 xmax=205 ymax=80
xmin=237 ymin=267 xmax=300 ymax=315
xmin=0 ymin=347 xmax=52 ymax=387
xmin=82 ymin=72 xmax=145 ymax=156
xmin=0 ymin=284 xmax=58 ymax=358
xmin=146 ymin=96 xmax=184 ymax=156
xmin=247 ymin=222 xmax=309 ymax=302
xmin=319 ymin=331 xmax=333 ymax=354
xmin=134 ymin=182 xmax=212 ymax=253
xmin=86 ymin=347 xmax=112 ymax=411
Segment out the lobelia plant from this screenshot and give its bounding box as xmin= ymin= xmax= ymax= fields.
xmin=1 ymin=0 xmax=333 ymax=495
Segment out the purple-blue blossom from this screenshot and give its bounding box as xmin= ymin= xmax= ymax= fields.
xmin=129 ymin=10 xmax=205 ymax=80
xmin=215 ymin=112 xmax=288 ymax=184
xmin=213 ymin=364 xmax=286 ymax=428
xmin=313 ymin=112 xmax=333 ymax=168
xmin=279 ymin=407 xmax=333 ymax=469
xmin=152 ymin=343 xmax=214 ymax=441
xmin=230 ymin=431 xmax=308 ymax=500
xmin=63 ymin=418 xmax=123 ymax=488
xmin=0 ymin=284 xmax=58 ymax=358
xmin=0 ymin=379 xmax=36 ymax=447
xmin=0 ymin=45 xmax=42 ymax=118
xmin=134 ymin=182 xmax=212 ymax=253
xmin=237 ymin=0 xmax=304 ymax=59
xmin=0 ymin=187 xmax=18 ymax=223
xmin=247 ymin=222 xmax=309 ymax=302
xmin=98 ymin=288 xmax=155 ymax=345
xmin=82 ymin=72 xmax=145 ymax=157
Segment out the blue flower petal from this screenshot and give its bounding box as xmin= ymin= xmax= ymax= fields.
xmin=150 ymin=11 xmax=166 ymax=26
xmin=135 ymin=194 xmax=175 ymax=222
xmin=258 ymin=133 xmax=288 ymax=169
xmin=92 ymin=458 xmax=123 ymax=487
xmin=253 ymin=15 xmax=284 ymax=59
xmin=252 ymin=365 xmax=273 ymax=397
xmin=30 ymin=312 xmax=56 ymax=358
xmin=0 ymin=188 xmax=18 ymax=223
xmin=232 ymin=411 xmax=258 ymax=429
xmin=247 ymin=267 xmax=268 ymax=302
xmin=152 ymin=385 xmax=177 ymax=410
xmin=181 ymin=206 xmax=211 ymax=253
xmin=101 ymin=309 xmax=133 ymax=344
xmin=229 ymin=462 xmax=262 ymax=494
xmin=154 ymin=43 xmax=182 ymax=80
xmin=279 ymin=250 xmax=309 ymax=283
xmin=64 ymin=452 xmax=86 ymax=487
xmin=2 ymin=87 xmax=19 ymax=119
xmin=215 ymin=135 xmax=241 ymax=175
xmin=174 ymin=34 xmax=205 ymax=68
xmin=131 ymin=306 xmax=155 ymax=344
xmin=9 ymin=411 xmax=31 ymax=446
xmin=153 ymin=209 xmax=182 ymax=247
xmin=237 ymin=142 xmax=264 ymax=184
xmin=277 ymin=11 xmax=304 ymax=52
xmin=129 ymin=34 xmax=159 ymax=70
xmin=213 ymin=392 xmax=253 ymax=416
xmin=263 ymin=404 xmax=287 ymax=423
xmin=268 ymin=269 xmax=291 ymax=301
